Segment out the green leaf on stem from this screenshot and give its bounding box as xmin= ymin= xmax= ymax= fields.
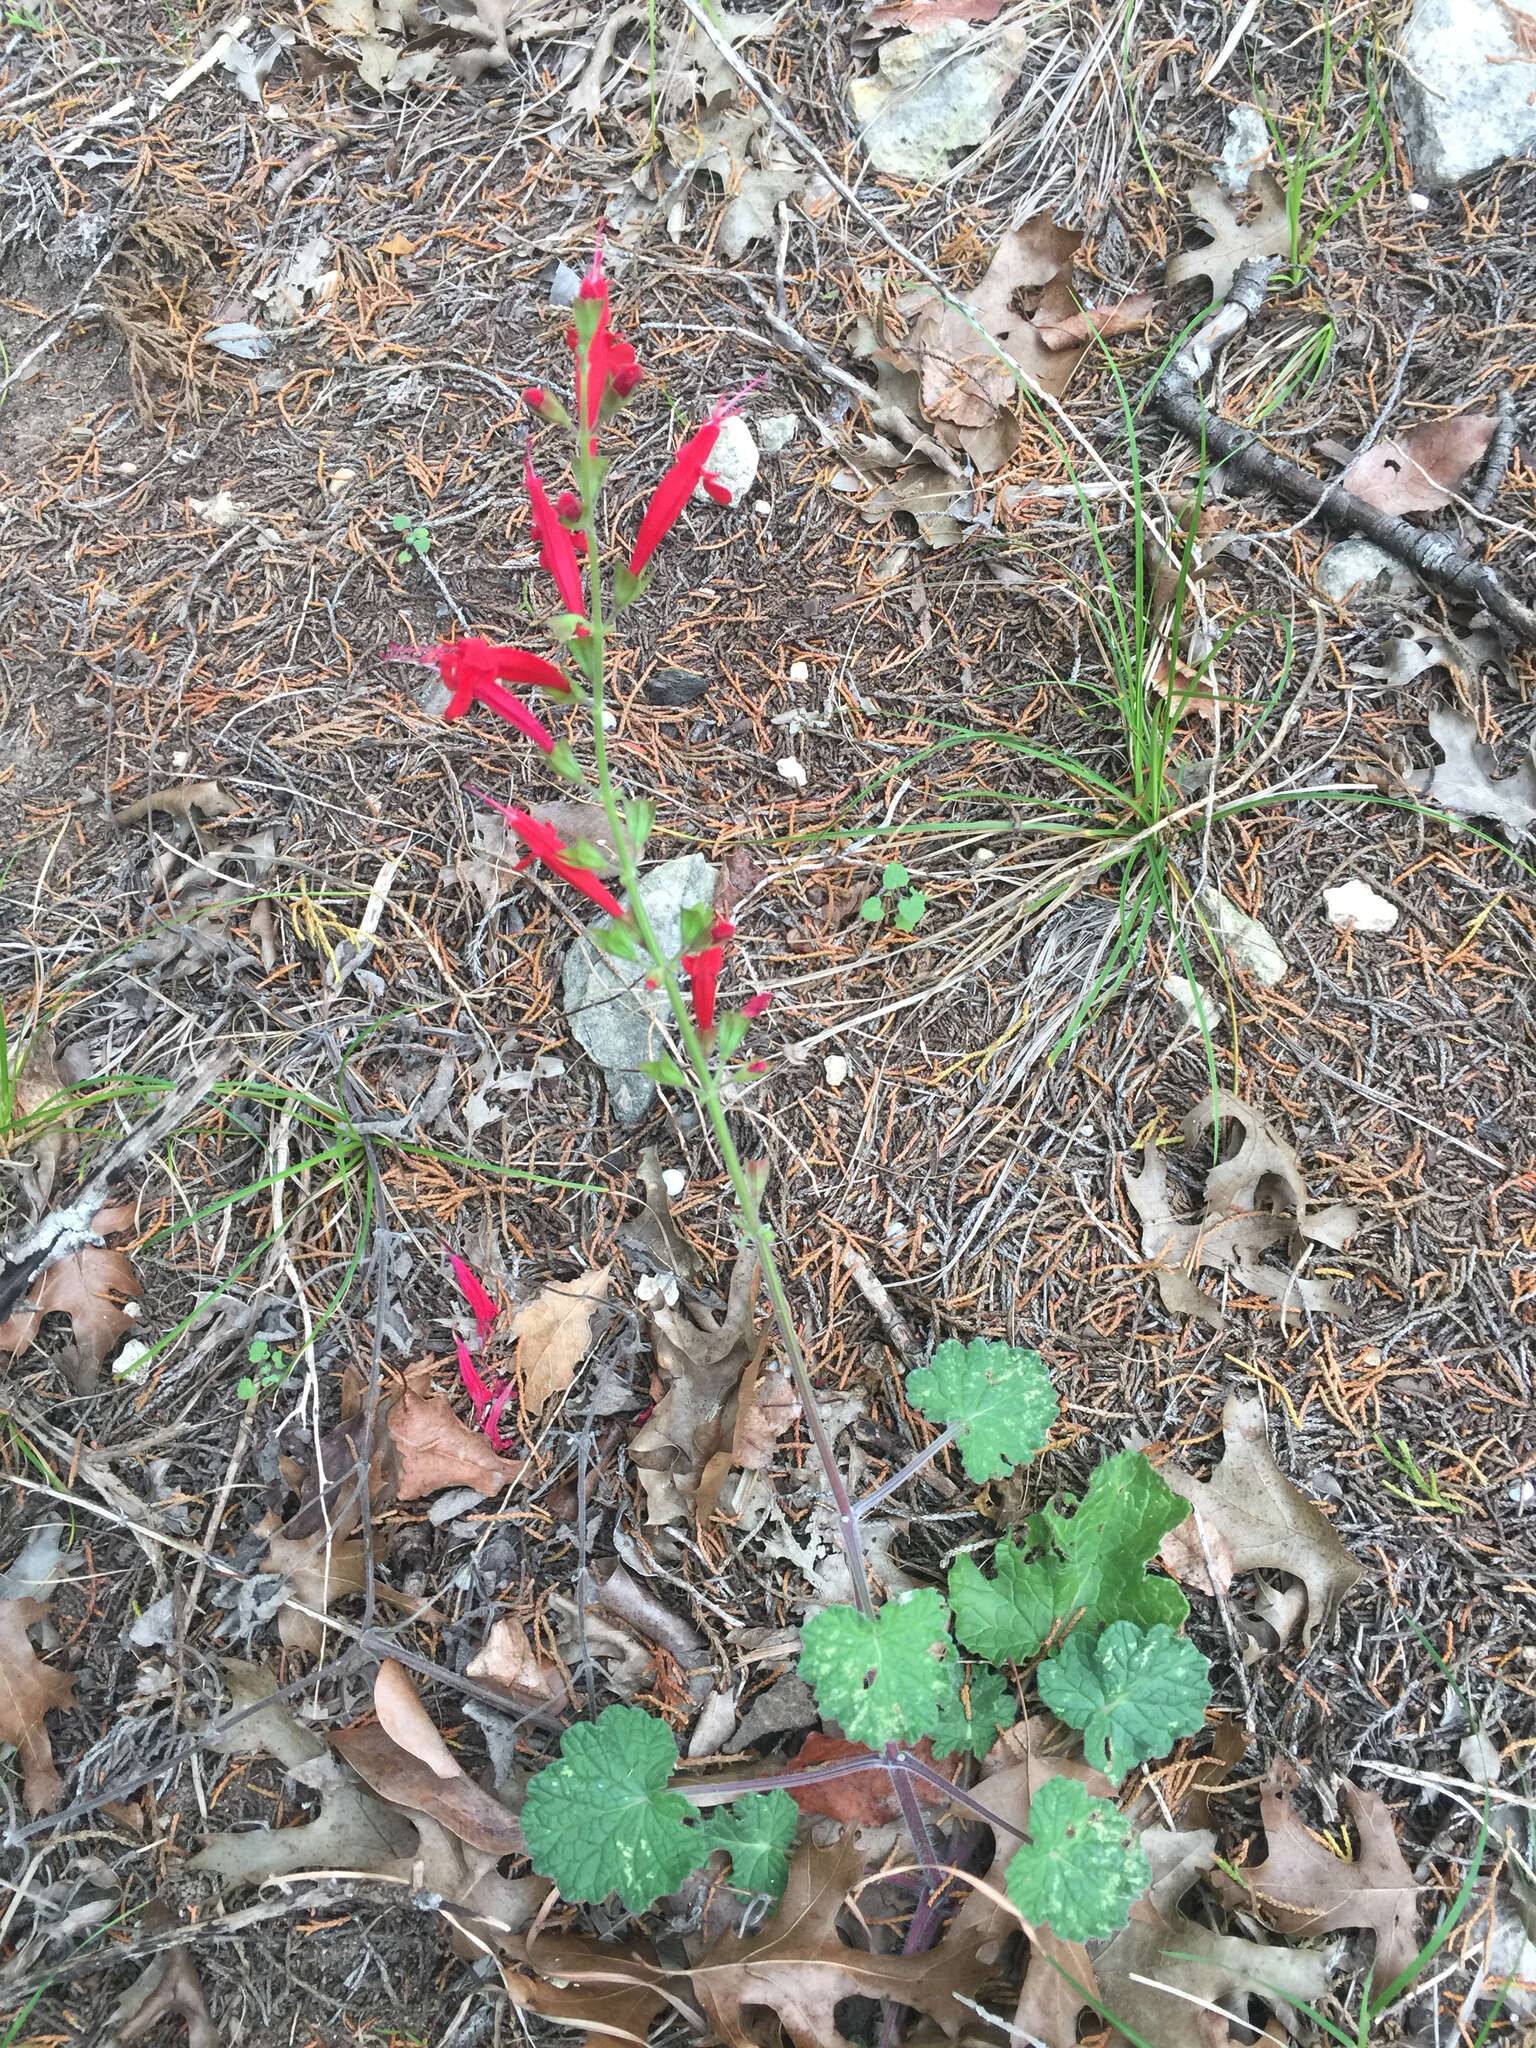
xmin=1004 ymin=1776 xmax=1149 ymax=1941
xmin=926 ymin=1664 xmax=1018 ymax=1761
xmin=715 ymin=1012 xmax=749 ymax=1058
xmin=548 ymin=739 xmax=583 ymax=783
xmin=624 ymin=797 xmax=656 ymax=851
xmin=797 ymin=1589 xmax=954 ymax=1748
xmin=521 ymin=1704 xmax=704 ymax=1913
xmin=703 ymin=1789 xmax=797 ymax=1897
xmin=680 ymin=901 xmax=714 ymax=952
xmin=639 ymin=1056 xmax=687 ymax=1088
xmin=949 ymin=1450 xmax=1190 ymax=1663
xmin=906 ymin=1336 xmax=1056 ymax=1483
xmin=613 ymin=565 xmax=647 ymax=610
xmin=547 ymin=613 xmax=590 ymax=646
xmin=858 ymin=897 xmax=885 ymax=924
xmin=892 ymin=890 xmax=927 ymax=933
xmin=1036 ymin=1621 xmax=1209 ymax=1787
xmin=563 ymin=838 xmax=610 ymax=871
xmin=591 ymin=922 xmax=638 ymax=963
xmin=880 ymin=862 xmax=909 ymax=891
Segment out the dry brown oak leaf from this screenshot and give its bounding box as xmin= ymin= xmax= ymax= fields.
xmin=7 ymin=1029 xmax=74 ymax=1217
xmin=0 ymin=1596 xmax=75 ymax=1814
xmin=1166 ymin=173 xmax=1290 ymax=304
xmin=500 ymin=1930 xmax=672 ymax=2048
xmin=1214 ymin=1763 xmax=1422 ymax=1989
xmin=513 ymin=1264 xmax=610 ymax=1417
xmin=1341 ymin=413 xmax=1497 ymax=516
xmin=630 ymin=1244 xmax=761 ymax=1525
xmin=1156 ymin=1392 xmax=1363 ymax=1650
xmin=689 ymin=1831 xmax=982 ymax=2048
xmin=1124 ymin=1087 xmax=1358 ymax=1327
xmin=333 ymin=1658 xmax=525 ymax=1858
xmin=0 ymin=1202 xmax=143 ymax=1392
xmin=776 ymin=1732 xmax=959 ymax=1826
xmin=259 ymin=1523 xmax=369 ymax=1656
xmin=1406 ymin=702 xmax=1536 ymax=842
xmin=466 ymin=1616 xmax=570 ymax=1711
xmin=388 ymin=1385 xmax=523 ymax=1498
xmin=1096 ymin=1824 xmax=1330 ymax=2048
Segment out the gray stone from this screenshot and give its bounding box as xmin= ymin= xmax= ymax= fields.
xmin=848 ymin=20 xmax=1032 ymax=180
xmin=1315 ymin=538 xmax=1419 ymax=602
xmin=758 ymin=414 xmax=799 ymax=456
xmin=1396 ymin=0 xmax=1536 ymax=187
xmin=562 ymin=854 xmax=716 ymax=1123
xmin=693 ymin=413 xmax=758 ymax=507
xmin=1215 ymin=104 xmax=1271 ymax=193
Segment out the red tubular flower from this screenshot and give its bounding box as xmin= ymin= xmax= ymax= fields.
xmin=682 ymin=942 xmax=724 ymax=1033
xmin=483 ymin=1381 xmax=518 ymax=1452
xmin=448 ymin=1250 xmax=499 ymax=1344
xmin=743 ymin=990 xmax=773 ymax=1019
xmin=627 ymin=403 xmax=732 ymax=577
xmin=525 ymin=450 xmax=585 ymax=616
xmin=711 ymin=916 xmax=735 ymax=941
xmin=456 ymin=1334 xmax=493 ymax=1413
xmin=392 ymin=638 xmax=572 ymax=700
xmin=569 ymin=242 xmax=639 ymax=437
xmin=469 ymin=790 xmax=626 ymax=919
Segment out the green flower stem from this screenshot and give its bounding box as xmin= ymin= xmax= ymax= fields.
xmin=852 ymin=1422 xmax=959 ymax=1521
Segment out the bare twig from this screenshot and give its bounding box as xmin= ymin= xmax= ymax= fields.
xmin=1469 ymin=389 xmax=1519 ymax=514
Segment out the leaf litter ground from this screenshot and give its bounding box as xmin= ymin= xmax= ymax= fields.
xmin=0 ymin=0 xmax=1534 ymax=2042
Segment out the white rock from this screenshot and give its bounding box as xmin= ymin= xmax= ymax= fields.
xmin=1323 ymin=880 xmax=1399 ymax=934
xmin=1407 ymin=191 xmax=1431 ymax=211
xmin=1396 ymin=0 xmax=1536 ymax=186
xmin=1315 ymin=537 xmax=1418 ymax=603
xmin=1458 ymin=1728 xmax=1503 ymax=1787
xmin=1164 ymin=972 xmax=1214 ymax=1034
xmin=694 ymin=413 xmax=758 ymax=508
xmin=848 ymin=20 xmax=1032 ymax=180
xmin=1197 ymin=886 xmax=1288 ymax=987
xmin=112 ymin=1338 xmax=153 ymax=1384
xmin=824 ymin=1055 xmax=848 ymax=1088
xmin=752 ymin=498 xmax=771 ymax=516
xmin=758 ymin=415 xmax=798 ymax=456
xmin=788 ymin=659 xmax=809 ymax=683
xmin=1215 ymin=104 xmax=1271 ymax=193
xmin=661 ymin=1167 xmax=686 ymax=1200
xmin=776 ymin=757 xmax=807 ymax=788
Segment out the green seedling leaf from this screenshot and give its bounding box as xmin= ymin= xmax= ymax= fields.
xmin=859 ymin=896 xmax=885 ymax=924
xmin=926 ymin=1665 xmax=1018 ymax=1762
xmin=798 ymin=1589 xmax=954 ymax=1748
xmin=704 ymin=1789 xmax=797 ymax=1897
xmin=907 ymin=1337 xmax=1056 ymax=1483
xmin=639 ymin=1056 xmax=687 ymax=1088
xmin=613 ymin=564 xmax=647 ymax=610
xmin=248 ymin=1338 xmax=270 ymax=1365
xmin=563 ymin=838 xmax=610 ymax=871
xmin=880 ymin=862 xmax=909 ymax=891
xmin=521 ymin=1704 xmax=703 ymax=1913
xmin=892 ymin=890 xmax=927 ymax=933
xmin=716 ymin=1013 xmax=749 ymax=1058
xmin=950 ymin=1540 xmax=1057 ymax=1663
xmin=1034 ymin=1449 xmax=1192 ymax=1636
xmin=392 ymin=512 xmax=411 ymax=531
xmin=1004 ymin=1776 xmax=1150 ymax=1942
xmin=1036 ymin=1621 xmax=1210 ymax=1786
xmin=680 ymin=901 xmax=715 ymax=952
xmin=236 ymin=1377 xmax=258 ymax=1401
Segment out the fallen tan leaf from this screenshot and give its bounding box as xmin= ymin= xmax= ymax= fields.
xmin=1036 ymin=289 xmax=1159 ymax=351
xmin=1213 ymin=1762 xmax=1422 ymax=1988
xmin=864 ymin=0 xmax=1002 ymax=22
xmin=1405 ymin=702 xmax=1536 ymax=841
xmin=333 ymin=1720 xmax=525 ymax=1857
xmin=112 ymin=780 xmax=241 ymax=829
xmin=1166 ymin=172 xmax=1290 ymax=304
xmin=0 ymin=1595 xmax=75 ymax=1814
xmin=500 ymin=1932 xmax=670 ymax=2047
xmin=0 ymin=1202 xmax=144 ymax=1391
xmin=261 ymin=1528 xmax=369 ymax=1656
xmin=1341 ymin=413 xmax=1497 ymax=516
xmin=465 ymin=1616 xmax=569 ymax=1710
xmin=192 ymin=1775 xmax=414 ymax=1888
xmin=513 ymin=1265 xmax=610 ymax=1417
xmin=7 ymin=1030 xmax=74 ymax=1217
xmin=375 ymin=1656 xmax=460 ymax=1779
xmin=631 ymin=1248 xmax=761 ymax=1524
xmin=1157 ymin=1392 xmax=1364 ymax=1649
xmin=389 ymin=1387 xmax=523 ymax=1499
xmin=113 ymin=1924 xmax=218 ymax=2048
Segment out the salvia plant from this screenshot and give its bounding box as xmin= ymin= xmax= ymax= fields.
xmin=391 ymin=247 xmax=1213 ymax=1952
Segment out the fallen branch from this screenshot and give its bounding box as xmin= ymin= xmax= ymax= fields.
xmin=1150 ymin=260 xmax=1536 ymax=643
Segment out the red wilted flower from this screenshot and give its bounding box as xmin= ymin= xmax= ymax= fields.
xmin=525 ymin=450 xmax=585 ymax=616
xmin=555 ymin=491 xmax=582 ymax=525
xmin=448 ymin=1250 xmax=498 ymax=1345
xmin=743 ymin=990 xmax=772 ymax=1019
xmin=681 ymin=943 xmax=724 ymax=1033
xmin=627 ymin=398 xmax=742 ymax=577
xmin=468 ymin=790 xmax=626 ymax=919
xmin=455 ymin=1335 xmax=518 ymax=1451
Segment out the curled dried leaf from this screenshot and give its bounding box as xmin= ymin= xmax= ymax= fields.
xmin=389 ymin=1386 xmax=523 ymax=1498
xmin=1341 ymin=413 xmax=1497 ymax=515
xmin=0 ymin=1595 xmax=75 ymax=1814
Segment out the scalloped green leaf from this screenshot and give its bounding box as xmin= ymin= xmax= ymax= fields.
xmin=906 ymin=1337 xmax=1057 ymax=1483
xmin=521 ymin=1704 xmax=704 ymax=1913
xmin=704 ymin=1789 xmax=797 ymax=1897
xmin=797 ymin=1589 xmax=955 ymax=1748
xmin=1004 ymin=1776 xmax=1150 ymax=1941
xmin=1033 ymin=1449 xmax=1192 ymax=1634
xmin=1036 ymin=1621 xmax=1210 ymax=1787
xmin=949 ymin=1540 xmax=1057 ymax=1663
xmin=926 ymin=1665 xmax=1018 ymax=1762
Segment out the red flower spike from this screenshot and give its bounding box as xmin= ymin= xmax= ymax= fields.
xmin=682 ymin=943 xmax=724 ymax=1033
xmin=467 ymin=790 xmax=627 ymax=920
xmin=525 ymin=450 xmax=585 ymax=617
xmin=448 ymin=1250 xmax=499 ymax=1344
xmin=628 ymin=393 xmax=751 ymax=576
xmin=743 ymin=990 xmax=772 ymax=1019
xmin=394 ymin=638 xmax=573 ymax=700
xmin=568 ymin=239 xmax=639 ymax=435
xmin=456 ymin=1334 xmax=494 ymax=1414
xmin=611 ymin=362 xmax=643 ymax=400
xmin=523 ymin=386 xmax=545 ymax=409
xmin=483 ymin=1381 xmax=518 ymax=1452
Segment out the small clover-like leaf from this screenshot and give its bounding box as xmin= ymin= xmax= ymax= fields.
xmin=1036 ymin=1621 xmax=1210 ymax=1786
xmin=949 ymin=1541 xmax=1056 ymax=1663
xmin=907 ymin=1337 xmax=1056 ymax=1483
xmin=797 ymin=1590 xmax=954 ymax=1748
xmin=892 ymin=890 xmax=927 ymax=933
xmin=1036 ymin=1449 xmax=1192 ymax=1636
xmin=859 ymin=896 xmax=885 ymax=924
xmin=521 ymin=1704 xmax=705 ymax=1913
xmin=1004 ymin=1776 xmax=1150 ymax=1941
xmin=881 ymin=862 xmax=909 ymax=891
xmin=704 ymin=1789 xmax=797 ymax=1897
xmin=926 ymin=1665 xmax=1018 ymax=1762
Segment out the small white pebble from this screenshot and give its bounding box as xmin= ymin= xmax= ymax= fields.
xmin=788 ymin=659 xmax=809 ymax=683
xmin=171 ymin=750 xmax=190 ymax=770
xmin=973 ymin=847 xmax=994 ymax=865
xmin=824 ymin=1054 xmax=847 ymax=1088
xmin=112 ymin=1338 xmax=153 ymax=1384
xmin=600 ymin=707 xmax=617 ymax=731
xmin=1407 ymin=191 xmax=1430 ymax=211
xmin=1323 ymin=880 xmax=1398 ymax=934
xmin=776 ymin=757 xmax=807 ymax=788
xmin=1510 ymin=1478 xmax=1536 ymax=1507
xmin=661 ymin=1167 xmax=686 ymax=1199
xmin=752 ymin=498 xmax=772 ymax=517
